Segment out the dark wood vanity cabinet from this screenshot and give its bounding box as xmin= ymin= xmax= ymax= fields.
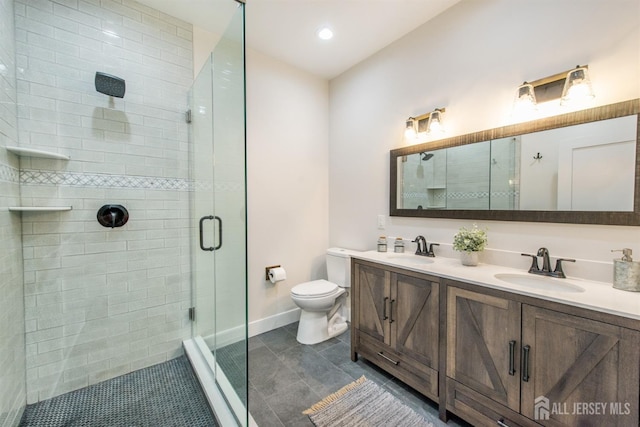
xmin=520 ymin=305 xmax=640 ymax=426
xmin=350 ymin=259 xmax=640 ymax=427
xmin=446 ymin=281 xmax=640 ymax=427
xmin=351 ymin=259 xmax=440 ymax=400
xmin=446 ymin=286 xmax=523 ymax=414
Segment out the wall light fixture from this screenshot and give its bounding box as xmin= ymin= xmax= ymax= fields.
xmin=426 ymin=108 xmax=445 ymax=134
xmin=560 ymin=65 xmax=595 ymax=106
xmin=405 ymin=108 xmax=446 ymax=141
xmin=513 ymin=64 xmax=594 ymax=114
xmin=404 ymin=117 xmax=417 ymax=139
xmin=514 ymin=82 xmax=537 ymax=112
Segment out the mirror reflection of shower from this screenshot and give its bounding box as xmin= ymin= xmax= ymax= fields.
xmin=416 ymin=152 xmax=433 ymax=179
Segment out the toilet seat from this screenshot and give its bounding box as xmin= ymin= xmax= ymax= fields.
xmin=291 ymin=280 xmax=339 ymax=299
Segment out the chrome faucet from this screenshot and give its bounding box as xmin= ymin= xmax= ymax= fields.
xmin=521 ymin=247 xmax=575 ymax=278
xmin=412 ymin=235 xmax=439 ymax=257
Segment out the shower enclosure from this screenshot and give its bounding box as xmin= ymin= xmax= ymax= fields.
xmin=0 ymin=0 xmax=246 ymax=425
xmin=184 ymin=3 xmax=248 ymax=426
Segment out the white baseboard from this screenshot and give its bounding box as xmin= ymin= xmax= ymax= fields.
xmin=205 ymin=324 xmax=245 ymax=349
xmin=201 ymin=308 xmax=300 ymax=350
xmin=248 ymin=308 xmax=300 ymax=337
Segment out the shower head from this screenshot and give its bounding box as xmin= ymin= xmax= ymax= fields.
xmin=421 ymin=153 xmax=434 ymax=161
xmin=95 ymin=72 xmax=125 ymax=98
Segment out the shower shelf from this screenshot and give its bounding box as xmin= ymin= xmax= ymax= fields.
xmin=6 ymin=146 xmax=70 ymax=160
xmin=9 ymin=206 xmax=73 ymax=212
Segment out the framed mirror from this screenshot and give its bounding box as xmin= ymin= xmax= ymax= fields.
xmin=390 ymin=99 xmax=640 ymax=225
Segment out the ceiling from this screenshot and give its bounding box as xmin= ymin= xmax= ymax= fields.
xmin=137 ymin=0 xmax=461 ymax=80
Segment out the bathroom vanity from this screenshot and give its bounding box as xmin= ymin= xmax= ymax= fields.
xmin=350 ymin=252 xmax=640 ymax=427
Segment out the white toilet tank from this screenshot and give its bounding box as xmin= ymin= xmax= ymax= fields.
xmin=326 ymin=247 xmax=355 ymax=288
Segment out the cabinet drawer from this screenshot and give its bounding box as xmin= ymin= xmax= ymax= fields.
xmin=446 ymin=378 xmax=539 ymax=427
xmin=357 ymin=331 xmax=438 ymax=400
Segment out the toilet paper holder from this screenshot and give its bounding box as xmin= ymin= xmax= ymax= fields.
xmin=265 ymin=265 xmax=281 ymax=280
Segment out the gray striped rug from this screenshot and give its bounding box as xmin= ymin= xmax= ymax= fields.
xmin=303 ymin=376 xmax=434 ymax=427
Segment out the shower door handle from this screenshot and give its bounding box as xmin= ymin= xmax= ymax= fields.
xmin=199 ymin=216 xmax=214 ymax=251
xmin=213 ymin=216 xmax=222 ymax=250
xmin=199 ymin=215 xmax=223 ymax=251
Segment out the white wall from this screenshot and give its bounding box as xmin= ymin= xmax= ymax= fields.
xmin=329 ymin=0 xmax=640 ymax=282
xmin=246 ymin=48 xmax=329 ymax=329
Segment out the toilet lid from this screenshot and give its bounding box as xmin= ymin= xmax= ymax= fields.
xmin=291 ymin=280 xmax=339 ymax=298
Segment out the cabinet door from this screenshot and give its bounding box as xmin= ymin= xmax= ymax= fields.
xmin=521 ymin=305 xmax=640 ymax=427
xmin=390 ymin=273 xmax=439 ymax=369
xmin=447 ymin=286 xmax=521 ymax=412
xmin=354 ymin=262 xmax=390 ymax=345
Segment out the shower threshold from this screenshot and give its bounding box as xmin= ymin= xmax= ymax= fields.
xmin=183 ymin=337 xmax=257 ymax=427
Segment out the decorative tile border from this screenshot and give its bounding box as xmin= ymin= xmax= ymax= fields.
xmin=18 ymin=169 xmax=244 ymax=193
xmin=0 ymin=163 xmax=20 ymax=183
xmin=402 ymin=192 xmax=430 ymax=199
xmin=21 ymin=169 xmax=191 ymax=191
xmin=490 ymin=191 xmax=520 ymax=199
xmin=403 ymin=191 xmax=519 ymax=200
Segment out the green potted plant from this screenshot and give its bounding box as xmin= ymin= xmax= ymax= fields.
xmin=453 ymin=224 xmax=488 ymax=266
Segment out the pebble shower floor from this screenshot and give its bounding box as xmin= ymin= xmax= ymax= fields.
xmin=19 ymin=356 xmax=218 ymax=427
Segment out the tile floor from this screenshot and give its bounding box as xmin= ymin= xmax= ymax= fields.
xmin=19 ymin=356 xmax=217 ymax=427
xmin=248 ymin=322 xmax=470 ymax=427
xmin=18 ymin=323 xmax=470 ymax=427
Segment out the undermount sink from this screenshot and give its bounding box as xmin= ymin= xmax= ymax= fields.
xmin=494 ymin=273 xmax=585 ymax=293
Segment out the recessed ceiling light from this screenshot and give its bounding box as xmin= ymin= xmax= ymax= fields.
xmin=317 ymin=27 xmax=334 ymax=40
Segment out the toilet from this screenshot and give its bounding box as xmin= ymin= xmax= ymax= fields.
xmin=290 ymin=248 xmax=355 ymax=345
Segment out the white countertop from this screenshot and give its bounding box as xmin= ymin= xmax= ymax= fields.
xmin=352 ymin=250 xmax=640 ymax=321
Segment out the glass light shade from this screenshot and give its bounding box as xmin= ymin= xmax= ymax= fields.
xmin=427 ymin=110 xmax=444 ymax=134
xmin=515 ymin=82 xmax=537 ymax=109
xmin=405 ymin=117 xmax=416 ymax=139
xmin=512 ymin=82 xmax=537 ymax=120
xmin=561 ymin=67 xmax=595 ymax=105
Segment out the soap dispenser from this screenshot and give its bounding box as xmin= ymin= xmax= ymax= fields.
xmin=611 ymin=248 xmax=640 ymax=292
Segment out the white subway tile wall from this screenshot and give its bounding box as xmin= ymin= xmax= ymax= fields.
xmin=14 ymin=0 xmax=194 ymax=403
xmin=0 ymin=0 xmax=27 ymax=424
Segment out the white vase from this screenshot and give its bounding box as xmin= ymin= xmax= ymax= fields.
xmin=460 ymin=251 xmax=480 ymax=266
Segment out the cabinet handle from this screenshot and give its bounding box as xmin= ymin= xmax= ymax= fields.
xmin=508 ymin=340 xmax=516 ymax=376
xmin=377 ymin=351 xmax=399 ymax=365
xmin=496 ymin=419 xmax=510 ymax=427
xmin=389 ymin=299 xmax=395 ymax=323
xmin=383 ymin=297 xmax=389 ymax=320
xmin=522 ymin=345 xmax=530 ymax=382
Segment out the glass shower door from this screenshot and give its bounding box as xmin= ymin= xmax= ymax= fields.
xmin=211 ymin=3 xmax=248 ymax=422
xmin=187 ymin=2 xmax=247 ymax=425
